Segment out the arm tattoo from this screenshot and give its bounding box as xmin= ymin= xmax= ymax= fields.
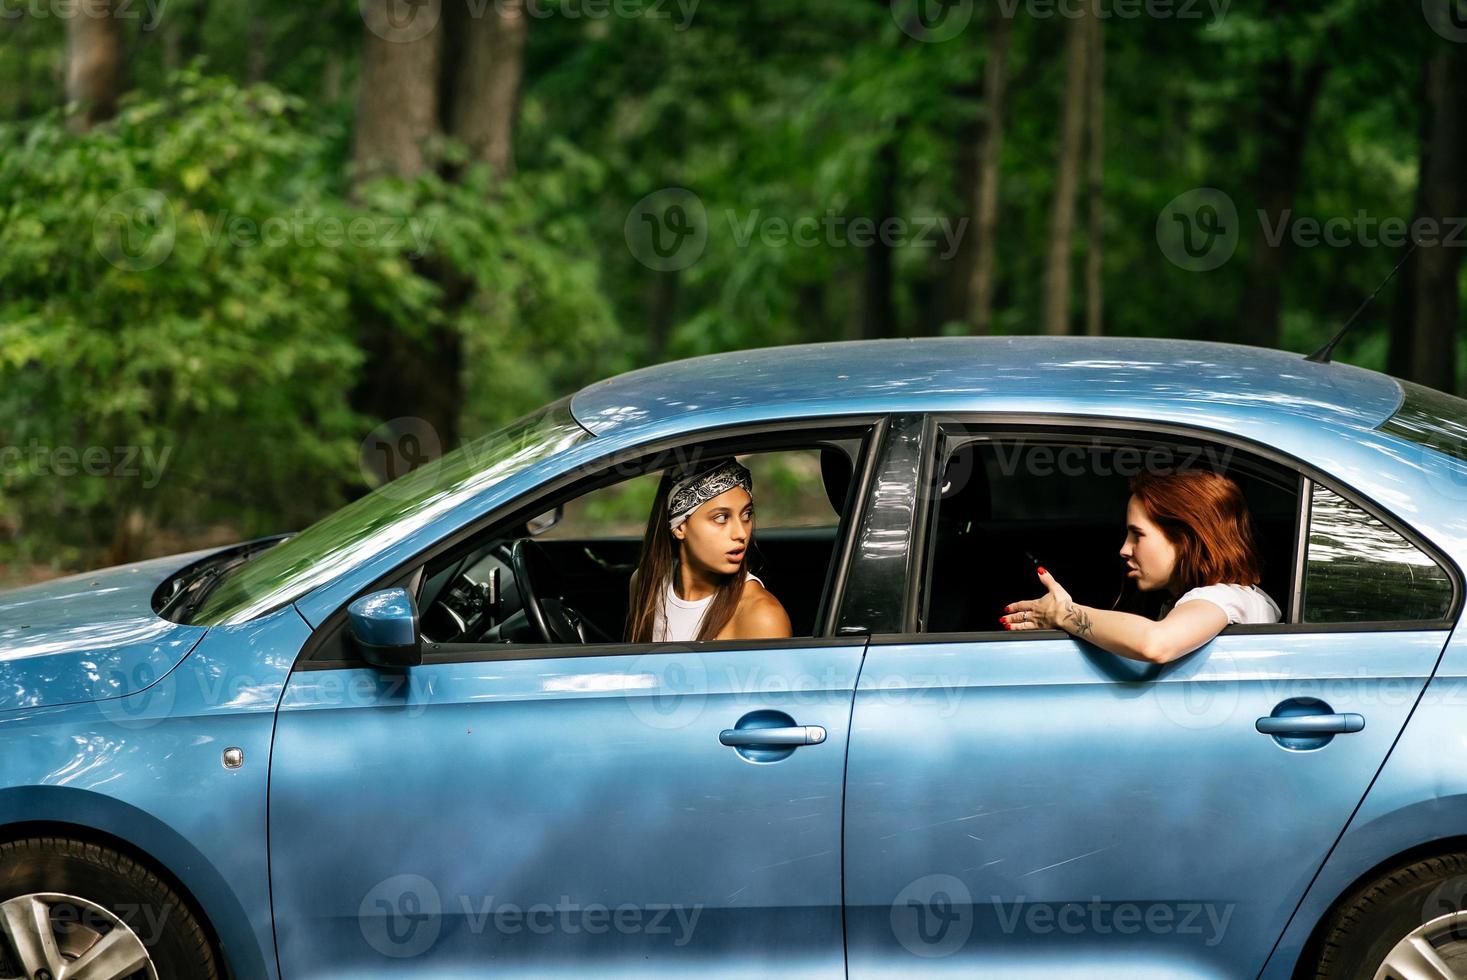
xmin=1062 ymin=600 xmax=1093 ymax=638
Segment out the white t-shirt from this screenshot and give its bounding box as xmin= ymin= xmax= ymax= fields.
xmin=1170 ymin=583 xmax=1281 ymax=625
xmin=653 ymin=570 xmax=764 ymax=642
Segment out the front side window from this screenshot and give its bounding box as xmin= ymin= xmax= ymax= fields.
xmin=411 ymin=440 xmax=864 ymax=649
xmin=1302 ymin=483 xmax=1453 ymax=624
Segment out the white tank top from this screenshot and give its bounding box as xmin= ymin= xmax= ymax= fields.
xmin=653 ymin=569 xmax=764 ymax=642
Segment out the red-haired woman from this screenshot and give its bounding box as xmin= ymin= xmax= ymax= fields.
xmin=999 ymin=469 xmax=1280 ymax=663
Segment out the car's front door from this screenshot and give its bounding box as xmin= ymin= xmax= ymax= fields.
xmin=265 ymin=420 xmax=893 ymax=977
xmin=841 ymin=421 xmax=1460 ymax=978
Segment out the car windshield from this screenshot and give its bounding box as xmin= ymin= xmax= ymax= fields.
xmin=187 ymin=396 xmax=592 ymax=625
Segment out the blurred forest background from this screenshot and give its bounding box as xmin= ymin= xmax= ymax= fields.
xmin=1 ymin=0 xmax=1465 ymax=583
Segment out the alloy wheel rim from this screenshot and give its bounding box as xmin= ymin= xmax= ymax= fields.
xmin=1375 ymin=909 xmax=1467 ymax=980
xmin=0 ymin=893 xmax=156 ymax=980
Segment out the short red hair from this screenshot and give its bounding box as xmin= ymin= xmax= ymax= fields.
xmin=1129 ymin=470 xmax=1262 ymax=590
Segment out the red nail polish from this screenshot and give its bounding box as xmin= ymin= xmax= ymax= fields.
xmin=1037 ymin=567 xmax=1048 ymax=576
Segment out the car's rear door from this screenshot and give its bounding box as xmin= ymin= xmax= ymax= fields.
xmin=841 ymin=419 xmax=1460 ymax=978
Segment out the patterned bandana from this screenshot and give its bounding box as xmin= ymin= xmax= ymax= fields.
xmin=667 ymin=458 xmax=754 ymax=531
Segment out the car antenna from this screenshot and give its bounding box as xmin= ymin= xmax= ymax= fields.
xmin=1306 ymin=241 xmax=1419 ymax=364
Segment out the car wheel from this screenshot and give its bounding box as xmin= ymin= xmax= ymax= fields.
xmin=1314 ymin=852 xmax=1467 ymax=979
xmin=0 ymin=837 xmax=218 ymax=980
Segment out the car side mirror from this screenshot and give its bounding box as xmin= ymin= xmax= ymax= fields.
xmin=347 ymin=587 xmax=423 ymax=668
xmin=525 ymin=504 xmax=563 ymax=536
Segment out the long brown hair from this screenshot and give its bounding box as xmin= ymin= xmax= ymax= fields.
xmin=625 ymin=464 xmax=751 ymax=643
xmin=1129 ymin=470 xmax=1262 ymax=591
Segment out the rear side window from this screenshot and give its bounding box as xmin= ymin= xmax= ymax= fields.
xmin=1302 ymin=483 xmax=1453 ymax=623
xmin=1378 ymin=378 xmax=1467 ymax=463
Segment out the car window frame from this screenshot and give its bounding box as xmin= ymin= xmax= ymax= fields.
xmin=896 ymin=414 xmax=1461 ymax=644
xmin=294 ymin=413 xmax=890 ymax=671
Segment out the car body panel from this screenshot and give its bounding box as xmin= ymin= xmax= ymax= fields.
xmin=0 ymin=549 xmax=216 ymax=712
xmin=845 ymin=629 xmax=1449 ymax=977
xmin=268 ymin=641 xmax=865 ymax=976
xmin=1259 ymin=621 xmax=1467 ymax=978
xmin=0 ymin=600 xmax=307 ymax=980
xmin=568 ymin=337 xmax=1404 ymax=437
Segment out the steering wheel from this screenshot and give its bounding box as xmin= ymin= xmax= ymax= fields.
xmin=508 ymin=538 xmax=614 ymax=645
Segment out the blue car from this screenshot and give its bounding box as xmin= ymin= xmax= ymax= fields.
xmin=6 ymin=336 xmax=1467 ymax=979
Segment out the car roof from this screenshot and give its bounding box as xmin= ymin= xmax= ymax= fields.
xmin=569 ymin=336 xmax=1405 ymax=438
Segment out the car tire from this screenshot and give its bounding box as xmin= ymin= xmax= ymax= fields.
xmin=0 ymin=836 xmax=219 ymax=980
xmin=1313 ymin=851 xmax=1467 ymax=979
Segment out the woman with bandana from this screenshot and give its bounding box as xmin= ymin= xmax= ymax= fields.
xmin=625 ymin=457 xmax=793 ymax=643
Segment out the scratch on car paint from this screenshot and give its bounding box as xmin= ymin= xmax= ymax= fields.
xmin=750 ymin=849 xmax=834 ymax=873
xmin=1021 ymin=845 xmax=1113 ymax=877
xmin=879 ymin=803 xmax=1057 ymax=840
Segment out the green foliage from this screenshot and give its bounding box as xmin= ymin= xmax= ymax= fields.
xmin=0 ymin=69 xmax=620 ymax=573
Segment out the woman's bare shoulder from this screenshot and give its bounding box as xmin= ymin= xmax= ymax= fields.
xmin=731 ymin=578 xmax=792 ymax=638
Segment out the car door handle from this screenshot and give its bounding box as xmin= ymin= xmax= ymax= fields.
xmin=1255 ymin=713 xmax=1364 ymax=736
xmin=719 ymin=726 xmax=827 ymax=747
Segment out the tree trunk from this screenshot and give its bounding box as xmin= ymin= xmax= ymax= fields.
xmin=350 ymin=0 xmax=460 ymax=450
xmin=1237 ymin=46 xmax=1327 ymax=350
xmin=1404 ymin=44 xmax=1467 ymax=392
xmin=447 ymin=0 xmax=529 ymax=176
xmin=1041 ymin=11 xmax=1089 ymax=336
xmin=353 ymin=0 xmax=442 ymax=181
xmin=66 ymin=0 xmax=123 ymax=130
xmin=861 ymin=137 xmax=901 ymax=340
xmin=1083 ymin=12 xmax=1105 ymax=337
xmin=969 ymin=6 xmax=1012 ymax=335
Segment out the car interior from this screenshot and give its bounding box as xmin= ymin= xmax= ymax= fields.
xmin=410 ymin=438 xmax=867 ymax=648
xmin=920 ymin=432 xmax=1301 ymax=634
